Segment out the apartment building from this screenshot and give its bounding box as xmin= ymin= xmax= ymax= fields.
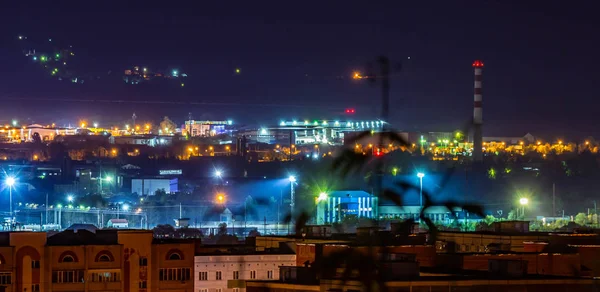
xmin=194 ymin=250 xmax=295 ymax=292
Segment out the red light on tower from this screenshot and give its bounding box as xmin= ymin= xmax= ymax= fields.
xmin=345 ymin=108 xmax=356 ymax=114
xmin=472 ymin=60 xmax=484 ymax=68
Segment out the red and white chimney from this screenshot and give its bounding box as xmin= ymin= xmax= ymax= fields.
xmin=472 ymin=60 xmax=484 ymax=162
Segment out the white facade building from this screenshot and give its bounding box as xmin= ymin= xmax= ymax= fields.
xmin=194 ymin=253 xmax=296 ymax=292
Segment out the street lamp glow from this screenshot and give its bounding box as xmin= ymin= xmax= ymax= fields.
xmin=216 ymin=193 xmax=225 ymax=203
xmin=5 ymin=177 xmax=15 ymax=187
xmin=105 ymin=176 xmax=113 ymax=182
xmin=417 ymin=172 xmax=425 ymax=215
xmin=67 ymin=195 xmax=74 ymax=202
xmin=288 ymin=176 xmax=297 ymax=183
xmin=215 ymin=170 xmax=222 ymax=178
xmin=519 ymin=198 xmax=529 ymax=205
xmin=122 ymin=204 xmax=130 ymax=211
xmin=317 ymin=192 xmax=328 ymax=202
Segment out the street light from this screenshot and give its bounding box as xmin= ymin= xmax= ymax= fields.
xmin=67 ymin=195 xmax=74 ymax=203
xmin=317 ymin=192 xmax=328 ymax=202
xmin=216 ymin=193 xmax=225 ymax=204
xmin=5 ymin=177 xmax=15 ymax=220
xmin=215 ymin=170 xmax=222 ymax=178
xmin=417 ymin=173 xmax=425 ymax=213
xmin=289 ymin=176 xmax=297 ymax=219
xmin=519 ymin=197 xmax=529 ymax=219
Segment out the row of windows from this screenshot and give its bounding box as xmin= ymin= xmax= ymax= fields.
xmin=52 ymin=270 xmax=84 ymax=283
xmin=198 ymin=270 xmax=274 ymax=281
xmin=0 ymin=272 xmax=11 ymax=284
xmin=52 ymin=270 xmax=121 ymax=283
xmin=159 ymin=268 xmax=191 ymax=281
xmin=90 ymin=272 xmax=120 ymax=282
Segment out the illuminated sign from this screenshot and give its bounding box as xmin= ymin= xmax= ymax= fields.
xmin=159 ymin=169 xmax=182 ymax=175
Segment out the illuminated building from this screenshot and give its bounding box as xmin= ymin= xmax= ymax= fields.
xmin=0 ymin=230 xmax=196 ymax=291
xmin=194 ymin=251 xmax=295 ymax=292
xmin=315 ymin=190 xmax=378 ymax=224
xmin=240 ymin=119 xmax=385 ymax=146
xmin=183 ymin=120 xmax=233 ymax=137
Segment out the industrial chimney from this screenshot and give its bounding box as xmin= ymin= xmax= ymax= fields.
xmin=472 ymin=60 xmax=484 ymax=162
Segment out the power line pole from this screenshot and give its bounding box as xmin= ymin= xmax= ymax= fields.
xmin=45 ymin=193 xmax=48 ymax=225
xmin=132 ymin=113 xmax=137 ymax=133
xmin=188 ymin=112 xmax=192 ymax=138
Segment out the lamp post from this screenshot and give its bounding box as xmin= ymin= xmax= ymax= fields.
xmin=417 ymin=173 xmax=425 ymax=212
xmin=289 ymin=176 xmax=297 ymax=218
xmin=316 ymin=192 xmax=328 ymax=224
xmin=6 ymin=177 xmax=15 ymax=221
xmin=519 ymin=198 xmax=529 ymax=219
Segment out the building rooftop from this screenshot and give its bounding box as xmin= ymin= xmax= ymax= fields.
xmin=46 ymin=229 xmax=119 ymax=246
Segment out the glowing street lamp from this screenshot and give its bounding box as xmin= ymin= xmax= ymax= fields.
xmin=67 ymin=195 xmax=74 ymax=203
xmin=215 ymin=170 xmax=222 ymax=178
xmin=316 ymin=192 xmax=328 ymax=202
xmin=289 ymin=176 xmax=297 ymax=218
xmin=5 ymin=176 xmax=15 ymax=219
xmin=417 ymin=173 xmax=425 ymax=212
xmin=519 ymin=197 xmax=529 ymax=218
xmin=216 ymin=193 xmax=225 ymax=204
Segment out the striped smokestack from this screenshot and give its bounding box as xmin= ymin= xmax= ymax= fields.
xmin=472 ymin=60 xmax=484 ymax=162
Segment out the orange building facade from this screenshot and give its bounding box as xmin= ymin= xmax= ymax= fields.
xmin=0 ymin=229 xmax=196 ymax=292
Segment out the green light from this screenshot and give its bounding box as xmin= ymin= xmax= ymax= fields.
xmin=55 ymin=53 xmax=60 ymax=58
xmin=57 ymin=204 xmax=62 ymax=209
xmin=181 ymin=83 xmax=185 ymax=87
xmin=235 ymin=68 xmax=241 ymax=74
xmin=40 ymin=56 xmax=47 ymax=62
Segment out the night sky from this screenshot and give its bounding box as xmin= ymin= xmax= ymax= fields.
xmin=1 ymin=1 xmax=599 ymax=138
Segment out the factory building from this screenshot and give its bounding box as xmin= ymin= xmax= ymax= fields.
xmin=315 ymin=190 xmax=378 ymax=224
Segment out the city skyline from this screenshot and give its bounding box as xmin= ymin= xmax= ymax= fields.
xmin=2 ymin=2 xmax=600 ymax=138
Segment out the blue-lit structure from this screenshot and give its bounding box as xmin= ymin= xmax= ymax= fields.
xmin=240 ymin=119 xmax=386 ymax=146
xmin=315 ymin=190 xmax=378 ymax=224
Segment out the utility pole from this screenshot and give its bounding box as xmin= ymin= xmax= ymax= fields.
xmin=179 ymin=203 xmax=182 ymax=219
xmin=45 ymin=193 xmax=48 ymax=225
xmin=188 ymin=112 xmax=193 ymax=138
xmin=132 ymin=113 xmax=137 ymax=133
